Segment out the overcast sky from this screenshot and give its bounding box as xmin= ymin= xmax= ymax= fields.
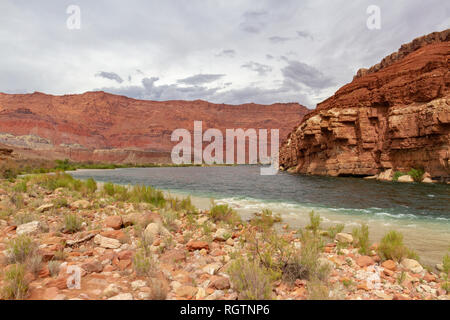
xmin=0 ymin=0 xmax=448 ymax=108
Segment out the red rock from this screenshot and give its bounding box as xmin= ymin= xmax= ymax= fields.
xmin=424 ymin=273 xmax=437 ymax=282
xmin=382 ymin=260 xmax=397 ymax=271
xmin=356 ymin=256 xmax=375 ymax=268
xmin=118 ymin=259 xmax=131 ymax=271
xmin=39 ymin=266 xmax=50 ymax=278
xmin=0 ymin=92 xmax=308 ymax=164
xmin=186 ymin=240 xmax=209 ymax=251
xmin=160 ymin=249 xmax=186 ymax=263
xmin=100 ymin=230 xmax=127 ymax=243
xmin=105 ymin=216 xmax=123 ymax=230
xmin=118 ymin=250 xmax=133 ymax=261
xmin=4 ymin=225 xmax=16 ymax=233
xmin=280 ymin=30 xmax=450 ymax=180
xmin=103 ymin=265 xmax=115 ymax=272
xmin=383 ymin=269 xmax=395 ymax=277
xmin=81 ymin=261 xmax=103 ymax=273
xmin=208 ymin=276 xmax=230 ymax=290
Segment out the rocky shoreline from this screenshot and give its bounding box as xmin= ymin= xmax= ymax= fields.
xmin=0 ymin=173 xmax=448 ymax=300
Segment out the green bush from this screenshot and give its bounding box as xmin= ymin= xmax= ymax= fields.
xmin=13 ymin=180 xmax=27 ymax=193
xmin=228 ymin=257 xmax=273 ymax=300
xmin=251 ymin=209 xmax=282 ymax=230
xmin=64 ymin=213 xmax=83 ymax=233
xmin=306 ymin=211 xmax=321 ymax=234
xmin=1 ymin=264 xmax=29 ymax=300
xmin=325 ymin=224 xmax=345 ymax=239
xmin=133 ymin=249 xmax=155 ymax=276
xmin=443 ymin=253 xmax=450 ymax=275
xmin=209 ymin=201 xmax=240 ymax=225
xmin=407 ymin=168 xmax=424 ymax=182
xmin=7 ymin=235 xmax=36 ymax=264
xmin=378 ymin=230 xmax=418 ymax=262
xmin=352 ymin=223 xmax=370 ymax=255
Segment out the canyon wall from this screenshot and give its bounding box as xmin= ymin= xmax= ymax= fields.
xmin=0 ymin=92 xmax=309 ymax=164
xmin=280 ymin=30 xmax=450 ymax=181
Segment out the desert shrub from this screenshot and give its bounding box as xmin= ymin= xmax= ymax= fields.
xmin=378 ymin=230 xmax=418 ymax=262
xmin=64 ymin=213 xmax=83 ymax=233
xmin=298 ymin=229 xmax=329 ymax=281
xmin=48 ymin=261 xmax=61 ymax=277
xmin=14 ymin=212 xmax=37 ymax=225
xmin=407 ymin=168 xmax=424 ymax=182
xmin=325 ymin=224 xmax=345 ymax=239
xmin=13 ymin=180 xmax=27 ymax=193
xmin=133 ymin=249 xmax=155 ymax=277
xmin=103 ymin=182 xmax=116 ymax=196
xmin=83 ymin=178 xmax=97 ymax=195
xmin=443 ymin=253 xmax=450 ymax=275
xmin=0 ymin=208 xmax=13 ymax=220
xmin=149 ymin=278 xmax=168 ymax=300
xmin=52 ymin=197 xmax=68 ymax=208
xmin=228 ymin=257 xmax=272 ymax=300
xmin=160 ymin=209 xmax=178 ymax=232
xmin=10 ymin=193 xmax=25 ymax=209
xmin=209 ymin=201 xmax=240 ymax=225
xmin=28 ymin=253 xmax=42 ymax=276
xmin=130 ymin=185 xmax=165 ymax=207
xmin=52 ymin=249 xmax=66 ymax=261
xmin=352 ymin=223 xmax=370 ymax=255
xmin=7 ymin=235 xmax=36 ymax=264
xmin=307 ymin=279 xmax=331 ymax=300
xmin=250 ymin=209 xmax=282 ymax=230
xmin=1 ymin=264 xmax=28 ymax=300
xmin=306 ymin=211 xmax=321 ymax=234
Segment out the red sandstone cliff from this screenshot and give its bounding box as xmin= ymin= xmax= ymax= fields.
xmin=0 ymin=92 xmax=309 ymax=164
xmin=280 ymin=30 xmax=450 ymax=181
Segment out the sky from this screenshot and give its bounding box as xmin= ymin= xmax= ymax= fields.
xmin=0 ymin=0 xmax=448 ymax=108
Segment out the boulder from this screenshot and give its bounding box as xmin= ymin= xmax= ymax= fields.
xmin=213 ymin=228 xmax=229 ymax=241
xmin=94 ymin=234 xmax=121 ymax=249
xmin=186 ymin=240 xmax=209 ymax=251
xmin=16 ymin=221 xmax=41 ymax=235
xmin=335 ymin=233 xmax=353 ymax=243
xmin=381 ymin=260 xmax=397 ymax=271
xmin=397 ymin=175 xmax=414 ymax=183
xmin=37 ymin=203 xmax=54 ymax=213
xmin=356 ymin=256 xmax=375 ymax=268
xmin=143 ymin=223 xmax=170 ymax=241
xmin=401 ymin=258 xmax=423 ymax=274
xmin=105 ymin=215 xmax=123 ymax=230
xmin=377 ymin=169 xmax=393 ymax=181
xmin=71 ymin=200 xmax=90 ymax=209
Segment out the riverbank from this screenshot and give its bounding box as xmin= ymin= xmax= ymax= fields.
xmin=69 ymin=166 xmax=450 ymax=268
xmin=0 ymin=173 xmax=448 ymax=300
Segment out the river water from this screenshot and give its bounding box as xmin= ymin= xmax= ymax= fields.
xmin=70 ymin=166 xmax=450 ymax=266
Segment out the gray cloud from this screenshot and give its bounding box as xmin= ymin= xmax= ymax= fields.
xmin=239 ymin=10 xmax=268 ymax=34
xmin=0 ymin=0 xmax=448 ymax=108
xmin=95 ymin=71 xmax=123 ymax=84
xmin=282 ymin=60 xmax=334 ymax=89
xmin=241 ymin=62 xmax=273 ymax=76
xmin=296 ymin=30 xmax=314 ymax=40
xmin=177 ymin=74 xmax=225 ymax=85
xmin=268 ymin=36 xmax=292 ymax=43
xmin=216 ymin=49 xmax=236 ymax=58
